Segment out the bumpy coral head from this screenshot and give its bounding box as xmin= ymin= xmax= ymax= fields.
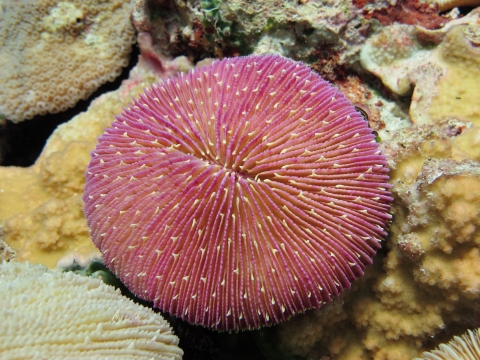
xmin=83 ymin=55 xmax=392 ymax=331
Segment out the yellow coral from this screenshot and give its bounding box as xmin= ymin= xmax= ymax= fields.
xmin=451 ymin=125 xmax=480 ymax=161
xmin=3 ymin=196 xmax=96 ymax=268
xmin=429 ymin=26 xmax=480 ymax=126
xmin=0 ymin=262 xmax=183 ymax=359
xmin=0 ymin=97 xmax=121 ymax=268
xmin=0 ymin=0 xmax=136 ymax=122
xmin=0 ymin=95 xmax=122 ymax=268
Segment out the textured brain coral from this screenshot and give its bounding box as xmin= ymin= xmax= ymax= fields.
xmin=83 ymin=55 xmax=392 ymax=331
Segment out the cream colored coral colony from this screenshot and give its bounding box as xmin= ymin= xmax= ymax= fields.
xmin=0 ymin=0 xmax=136 ymax=122
xmin=0 ymin=261 xmax=183 ymax=360
xmin=418 ymin=328 xmax=480 ymax=360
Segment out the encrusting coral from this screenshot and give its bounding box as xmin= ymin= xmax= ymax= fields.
xmin=0 ymin=52 xmax=194 ymax=269
xmin=0 ymin=0 xmax=136 ymax=122
xmin=360 ymin=9 xmax=480 ymax=126
xmin=427 ymin=24 xmax=480 ymax=126
xmin=83 ymin=54 xmax=392 ymax=331
xmin=0 ymin=261 xmax=183 ymax=359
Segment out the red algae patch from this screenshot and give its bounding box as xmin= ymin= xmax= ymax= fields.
xmin=83 ymin=55 xmax=392 ymax=331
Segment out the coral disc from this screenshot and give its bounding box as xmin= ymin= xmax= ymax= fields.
xmin=83 ymin=55 xmax=392 ymax=331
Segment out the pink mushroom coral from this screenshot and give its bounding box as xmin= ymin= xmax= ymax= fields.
xmin=83 ymin=54 xmax=392 ymax=331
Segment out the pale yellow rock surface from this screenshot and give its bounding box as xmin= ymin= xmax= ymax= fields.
xmin=428 ymin=25 xmax=480 ymax=125
xmin=0 ymin=56 xmax=192 ymax=269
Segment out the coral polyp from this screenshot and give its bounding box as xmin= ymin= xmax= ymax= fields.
xmin=83 ymin=54 xmax=392 ymax=331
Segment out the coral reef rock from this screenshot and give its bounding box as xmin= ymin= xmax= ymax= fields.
xmin=0 ymin=55 xmax=193 ymax=269
xmin=131 ymin=0 xmax=369 ymax=62
xmin=0 ymin=0 xmax=136 ymax=122
xmin=0 ymin=261 xmax=183 ymax=360
xmin=1 ymin=0 xmax=479 ymax=354
xmin=360 ymin=9 xmax=480 ymax=126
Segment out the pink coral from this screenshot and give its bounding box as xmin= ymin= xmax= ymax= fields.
xmin=83 ymin=55 xmax=392 ymax=331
